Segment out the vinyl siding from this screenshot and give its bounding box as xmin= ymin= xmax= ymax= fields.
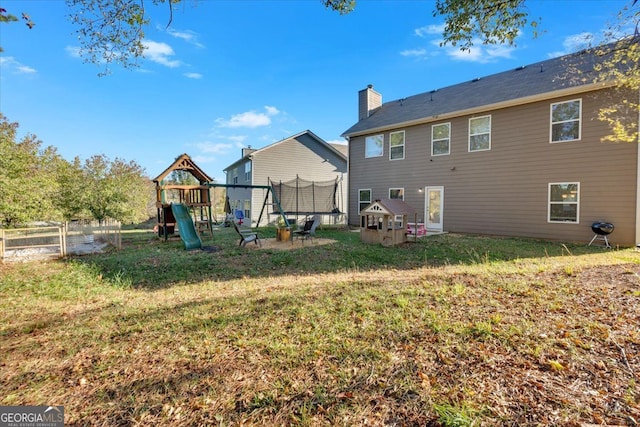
xmin=228 ymin=132 xmax=348 ymax=225
xmin=348 ymin=88 xmax=638 ymax=246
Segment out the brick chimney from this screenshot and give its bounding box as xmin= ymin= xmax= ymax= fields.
xmin=358 ymin=84 xmax=382 ymax=121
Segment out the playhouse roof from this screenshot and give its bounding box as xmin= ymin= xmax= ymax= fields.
xmin=361 ymin=198 xmax=417 ymax=216
xmin=153 ymin=153 xmax=213 ymax=184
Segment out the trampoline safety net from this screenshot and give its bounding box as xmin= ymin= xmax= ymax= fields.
xmin=270 ymin=177 xmax=340 ymax=214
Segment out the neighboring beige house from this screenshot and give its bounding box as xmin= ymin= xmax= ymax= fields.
xmin=342 ymin=46 xmax=639 ymax=247
xmin=223 ymin=130 xmax=348 ymax=226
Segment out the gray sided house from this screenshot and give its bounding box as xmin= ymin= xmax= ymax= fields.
xmin=223 ymin=130 xmax=348 ymax=226
xmin=342 ymin=46 xmax=640 ymax=247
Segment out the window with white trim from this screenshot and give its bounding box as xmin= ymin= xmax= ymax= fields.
xmin=359 ymin=189 xmax=372 ymax=212
xmin=550 ymin=99 xmax=581 ymax=142
xmin=365 ymin=135 xmax=383 ymax=158
xmin=469 ymin=115 xmax=491 ymax=152
xmin=389 ymin=131 xmax=405 ymax=160
xmin=232 ymin=168 xmax=238 ymax=184
xmin=244 ymin=200 xmax=251 ymax=219
xmin=432 ymin=123 xmax=451 ymax=156
xmin=389 ymin=188 xmax=404 ymax=200
xmin=548 ymin=183 xmax=579 ymax=223
xmin=244 ymin=161 xmax=252 ymax=182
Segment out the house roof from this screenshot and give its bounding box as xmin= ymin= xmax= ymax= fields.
xmin=330 ymin=143 xmax=349 ymax=157
xmin=223 ymin=130 xmax=347 ymax=171
xmin=153 ymin=153 xmax=213 ymax=184
xmin=362 ymin=198 xmax=417 ymax=216
xmin=342 ymin=43 xmax=626 ymax=137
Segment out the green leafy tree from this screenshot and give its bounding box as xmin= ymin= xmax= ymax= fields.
xmin=169 ymin=170 xmax=199 ymax=186
xmin=434 ymin=0 xmax=539 ymax=51
xmin=0 ymin=114 xmax=62 ymax=227
xmin=82 ymin=155 xmax=152 ymax=223
xmin=56 ymin=156 xmax=91 ymax=220
xmin=592 ymin=2 xmax=639 ymax=144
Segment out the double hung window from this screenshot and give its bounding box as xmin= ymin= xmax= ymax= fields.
xmin=551 ymin=99 xmax=581 ymax=142
xmin=548 ymin=183 xmax=579 ymax=223
xmin=469 ymin=115 xmax=491 ymax=152
xmin=432 ymin=123 xmax=450 ymax=156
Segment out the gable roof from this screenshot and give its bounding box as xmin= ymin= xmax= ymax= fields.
xmin=153 ymin=153 xmax=213 ymax=184
xmin=223 ymin=130 xmax=347 ymax=171
xmin=362 ymin=198 xmax=417 ymax=216
xmin=342 ymin=44 xmax=622 ymax=138
xmin=330 ymin=143 xmax=349 ymax=157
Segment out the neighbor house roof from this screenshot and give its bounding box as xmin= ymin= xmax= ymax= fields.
xmin=342 ymin=43 xmax=626 ymax=137
xmin=223 ymin=130 xmax=347 ymax=172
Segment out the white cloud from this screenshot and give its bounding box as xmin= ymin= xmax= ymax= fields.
xmin=142 ymin=40 xmax=181 ymax=68
xmin=65 ymin=46 xmax=81 ymax=58
xmin=167 ymin=29 xmax=205 ymax=48
xmin=184 ymin=72 xmax=203 ymax=79
xmin=195 ymin=141 xmax=235 ymax=154
xmin=191 ymin=155 xmax=218 ymax=165
xmin=400 ymin=48 xmax=427 ymax=57
xmin=264 ymin=105 xmax=280 ymax=116
xmin=229 ymin=135 xmax=249 ymax=147
xmin=215 ymin=106 xmax=280 ymax=129
xmin=415 ymin=24 xmax=445 ymax=38
xmin=0 ymin=56 xmax=37 ymax=74
xmin=547 ymin=32 xmax=595 ymax=58
xmin=435 ymin=38 xmax=515 ymax=63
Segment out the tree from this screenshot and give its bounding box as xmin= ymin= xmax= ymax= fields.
xmin=592 ymin=2 xmax=639 ymax=144
xmin=82 ymin=155 xmax=152 ymax=223
xmin=56 ymin=156 xmax=91 ymax=221
xmin=0 ymin=114 xmax=62 ymax=227
xmin=434 ymin=0 xmax=538 ymax=51
xmin=1 ymin=7 xmax=35 ymax=53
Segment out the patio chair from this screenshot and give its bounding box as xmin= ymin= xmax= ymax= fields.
xmin=233 ymin=221 xmax=261 ymax=247
xmin=292 ymin=215 xmax=320 ymax=245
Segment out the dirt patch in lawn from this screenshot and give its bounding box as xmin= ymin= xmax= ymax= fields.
xmin=245 ymin=237 xmax=337 ymax=251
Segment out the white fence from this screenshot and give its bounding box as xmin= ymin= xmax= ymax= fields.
xmin=0 ymin=219 xmax=121 ymax=262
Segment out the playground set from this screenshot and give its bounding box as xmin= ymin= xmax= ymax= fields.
xmin=153 ymin=154 xmax=331 ymax=250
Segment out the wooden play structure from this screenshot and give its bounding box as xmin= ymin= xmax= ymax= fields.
xmin=360 ymin=199 xmax=417 ymax=247
xmin=153 ymin=154 xmax=214 ymax=240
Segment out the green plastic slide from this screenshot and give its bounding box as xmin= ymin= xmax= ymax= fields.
xmin=170 ymin=203 xmax=202 ymax=250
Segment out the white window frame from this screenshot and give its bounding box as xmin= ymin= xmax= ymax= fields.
xmin=244 ymin=161 xmax=252 ymax=182
xmin=388 ymin=188 xmax=404 ymax=200
xmin=468 ymin=115 xmax=491 ymax=152
xmin=431 ymin=123 xmax=451 ymax=156
xmin=358 ymin=189 xmax=372 ymax=213
xmin=548 ymin=182 xmax=580 ymax=224
xmin=365 ymin=135 xmax=384 ymax=158
xmin=550 ymin=99 xmax=582 ymax=143
xmin=243 ymin=199 xmax=251 ymax=220
xmin=389 ymin=131 xmax=405 ymax=160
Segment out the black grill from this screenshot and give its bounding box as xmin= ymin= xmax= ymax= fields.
xmin=589 ymin=221 xmax=614 ymax=248
xmin=591 ymin=222 xmax=614 ymax=235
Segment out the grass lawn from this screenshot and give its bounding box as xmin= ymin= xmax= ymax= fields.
xmin=1 ymin=226 xmax=639 ymax=426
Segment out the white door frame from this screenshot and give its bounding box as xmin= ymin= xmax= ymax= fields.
xmin=425 ymin=186 xmax=444 ymax=232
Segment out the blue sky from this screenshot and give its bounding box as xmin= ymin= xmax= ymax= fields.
xmin=0 ymin=0 xmax=631 ymax=182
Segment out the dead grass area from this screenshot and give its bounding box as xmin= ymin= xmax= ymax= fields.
xmin=1 ymin=233 xmax=639 ymax=426
xmin=248 ymin=237 xmax=337 ymax=251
